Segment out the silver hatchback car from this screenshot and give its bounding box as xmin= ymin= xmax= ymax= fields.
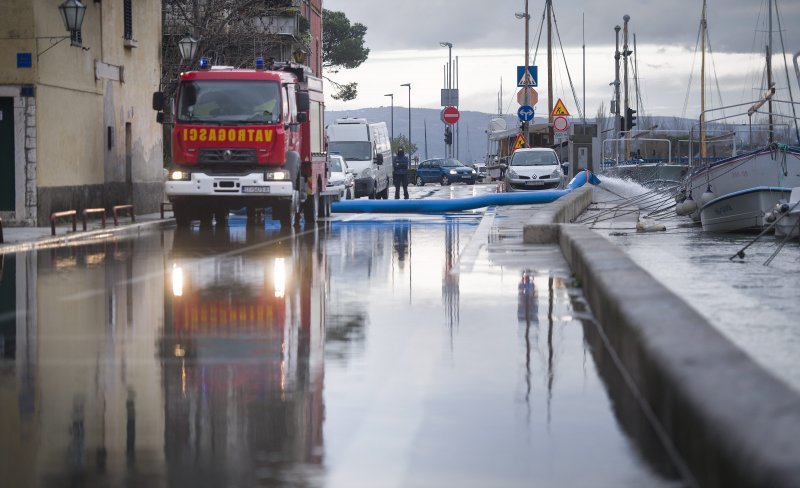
xmin=504 ymin=148 xmax=565 ymax=191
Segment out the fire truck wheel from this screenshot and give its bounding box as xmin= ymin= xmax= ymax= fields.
xmin=199 ymin=210 xmax=213 ymax=228
xmin=174 ymin=203 xmax=191 ymax=228
xmin=214 ymin=209 xmax=228 ymax=227
xmin=275 ymin=201 xmax=295 ymax=229
xmin=303 ymin=190 xmax=318 ymax=224
xmin=368 ymin=181 xmax=377 ymax=199
xmin=246 ymin=206 xmax=256 ymax=227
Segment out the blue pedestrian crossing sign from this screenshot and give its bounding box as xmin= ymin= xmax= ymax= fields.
xmin=517 ymin=105 xmax=535 ymax=122
xmin=517 ymin=66 xmax=538 ymax=87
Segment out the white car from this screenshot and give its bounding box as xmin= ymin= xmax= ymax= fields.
xmin=327 ymin=154 xmax=355 ymax=200
xmin=504 ymin=148 xmax=565 ymax=191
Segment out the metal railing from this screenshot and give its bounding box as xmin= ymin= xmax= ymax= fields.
xmin=112 ymin=205 xmax=135 ymax=226
xmin=82 ymin=208 xmax=107 ymax=231
xmin=51 ymin=210 xmax=78 ymax=236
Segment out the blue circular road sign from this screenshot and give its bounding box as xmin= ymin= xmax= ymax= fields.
xmin=518 ymin=105 xmax=535 ymax=122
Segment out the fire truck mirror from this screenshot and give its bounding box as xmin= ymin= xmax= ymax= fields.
xmin=296 ymin=92 xmax=310 ymax=112
xmin=296 ymin=112 xmax=308 ymax=123
xmin=152 ymin=91 xmax=165 ymax=111
xmin=375 ymin=153 xmax=384 ymax=165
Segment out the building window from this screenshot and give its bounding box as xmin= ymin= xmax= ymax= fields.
xmin=123 ymin=0 xmax=133 ymax=40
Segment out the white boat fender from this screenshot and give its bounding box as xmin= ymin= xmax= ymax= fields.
xmin=700 ymin=185 xmax=716 ymax=205
xmin=636 ymin=220 xmax=667 ymax=233
xmin=676 ymin=196 xmax=698 ymax=216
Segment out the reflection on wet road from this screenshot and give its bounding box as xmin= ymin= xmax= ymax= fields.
xmin=0 ymin=192 xmax=682 ymax=486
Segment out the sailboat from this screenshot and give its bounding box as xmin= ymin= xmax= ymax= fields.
xmin=678 ymin=0 xmax=800 ymax=232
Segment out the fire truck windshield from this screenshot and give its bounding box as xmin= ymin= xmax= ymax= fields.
xmin=177 ymin=80 xmax=281 ymax=124
xmin=327 ymin=141 xmax=372 ymax=161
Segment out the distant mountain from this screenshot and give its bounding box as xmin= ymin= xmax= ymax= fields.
xmin=325 ymin=107 xmax=702 ymax=162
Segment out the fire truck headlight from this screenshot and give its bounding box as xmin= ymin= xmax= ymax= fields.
xmin=171 ymin=265 xmax=184 ymax=297
xmin=169 ymin=170 xmax=191 ymax=181
xmin=265 ymin=170 xmax=288 ymax=181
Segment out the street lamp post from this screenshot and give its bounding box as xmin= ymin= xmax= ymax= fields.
xmin=440 ymin=42 xmax=453 ymax=157
xmin=384 ymin=93 xmax=394 ymax=144
xmin=400 ymin=83 xmax=411 ymax=157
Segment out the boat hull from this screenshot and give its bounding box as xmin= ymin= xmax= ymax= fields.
xmin=687 ymin=146 xmax=800 ymax=223
xmin=700 ymin=187 xmax=791 ymax=232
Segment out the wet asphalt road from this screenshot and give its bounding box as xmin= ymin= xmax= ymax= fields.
xmin=0 ymin=184 xmax=685 ymax=487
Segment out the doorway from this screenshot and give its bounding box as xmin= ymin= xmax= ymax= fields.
xmin=0 ymin=97 xmax=14 ymax=211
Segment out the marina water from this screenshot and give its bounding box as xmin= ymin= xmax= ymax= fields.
xmin=591 ymin=177 xmax=800 ymax=392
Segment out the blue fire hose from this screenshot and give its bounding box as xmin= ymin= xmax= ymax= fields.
xmin=331 ymin=170 xmax=600 ymax=214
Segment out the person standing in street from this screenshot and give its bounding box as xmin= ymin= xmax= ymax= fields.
xmin=393 ymin=147 xmax=410 ymax=199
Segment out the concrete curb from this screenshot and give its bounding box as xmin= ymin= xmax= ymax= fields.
xmin=0 ymin=219 xmax=175 ymax=255
xmin=524 ymin=186 xmax=800 ymax=487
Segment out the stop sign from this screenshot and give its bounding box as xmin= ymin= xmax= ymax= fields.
xmin=441 ymin=106 xmax=460 ymax=125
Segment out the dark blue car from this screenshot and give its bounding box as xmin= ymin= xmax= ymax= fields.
xmin=415 ymin=158 xmax=477 ymax=186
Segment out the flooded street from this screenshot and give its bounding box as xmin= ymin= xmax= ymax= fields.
xmin=589 ymin=177 xmax=800 ymax=392
xmin=0 ymin=187 xmax=683 ymax=486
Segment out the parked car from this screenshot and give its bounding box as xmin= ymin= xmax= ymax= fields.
xmin=327 ymin=154 xmax=355 ymax=200
xmin=415 ymin=158 xmax=477 ymax=186
xmin=472 ymin=163 xmax=488 ymax=182
xmin=504 ymin=148 xmax=566 ymax=191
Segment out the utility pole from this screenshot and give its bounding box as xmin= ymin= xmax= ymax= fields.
xmin=623 ymin=14 xmax=631 ymax=160
xmin=523 ymin=0 xmax=531 ymax=146
xmin=547 ymin=0 xmax=554 ymax=144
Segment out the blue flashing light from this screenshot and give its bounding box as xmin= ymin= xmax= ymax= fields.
xmin=199 ymin=57 xmax=210 ymax=70
xmin=255 ymin=57 xmax=265 ymax=70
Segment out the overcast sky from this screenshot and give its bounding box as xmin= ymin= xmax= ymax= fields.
xmin=323 ymin=0 xmax=800 ymax=120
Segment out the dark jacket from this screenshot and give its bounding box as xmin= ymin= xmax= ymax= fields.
xmin=393 ymin=154 xmax=410 ymax=175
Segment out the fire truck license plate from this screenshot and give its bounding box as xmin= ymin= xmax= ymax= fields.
xmin=242 ymin=186 xmax=269 ymax=193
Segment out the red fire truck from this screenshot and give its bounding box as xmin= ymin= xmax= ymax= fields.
xmin=153 ymin=57 xmax=329 ymax=228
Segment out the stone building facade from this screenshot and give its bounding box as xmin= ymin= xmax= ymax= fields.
xmin=0 ymin=0 xmax=163 ymax=226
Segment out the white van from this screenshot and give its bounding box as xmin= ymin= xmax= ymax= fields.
xmin=326 ymin=118 xmax=393 ymax=199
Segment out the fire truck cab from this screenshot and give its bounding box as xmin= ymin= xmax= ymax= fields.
xmin=153 ymin=57 xmax=329 ymax=228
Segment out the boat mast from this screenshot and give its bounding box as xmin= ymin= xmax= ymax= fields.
xmin=700 ymin=0 xmax=707 ymax=160
xmin=768 ymin=0 xmax=774 ymax=144
xmin=623 ymin=15 xmax=631 ymax=160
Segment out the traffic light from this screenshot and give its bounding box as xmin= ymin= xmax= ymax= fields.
xmin=444 ymin=127 xmax=452 ymax=145
xmin=626 ymin=108 xmax=637 ymax=130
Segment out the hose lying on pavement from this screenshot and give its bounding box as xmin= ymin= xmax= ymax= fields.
xmin=331 ymin=171 xmax=601 ymax=214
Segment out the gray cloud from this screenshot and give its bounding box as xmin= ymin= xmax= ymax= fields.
xmin=325 ymin=0 xmax=799 ymax=55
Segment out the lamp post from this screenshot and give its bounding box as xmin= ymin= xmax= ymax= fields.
xmin=439 ymin=42 xmax=453 ymax=156
xmin=400 ymin=83 xmax=411 ymax=156
xmin=178 ymin=33 xmax=198 ymax=63
xmin=384 ymin=93 xmax=394 ymax=144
